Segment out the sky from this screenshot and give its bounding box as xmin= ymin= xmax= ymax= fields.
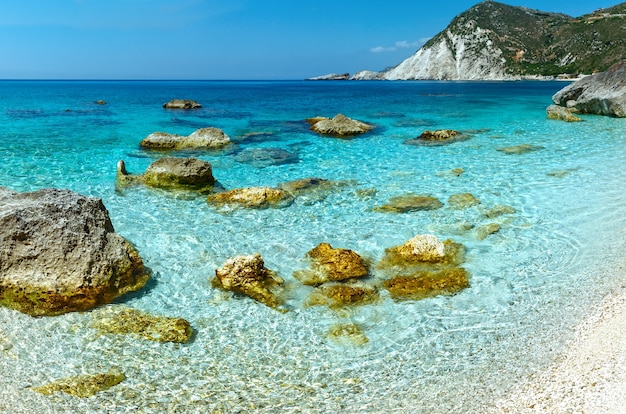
xmin=0 ymin=0 xmax=620 ymax=80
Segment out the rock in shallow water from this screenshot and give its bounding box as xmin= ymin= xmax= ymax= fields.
xmin=293 ymin=243 xmax=369 ymax=286
xmin=206 ymin=186 xmax=294 ymax=210
xmin=140 ymin=127 xmax=231 ymax=150
xmin=375 ymin=194 xmax=443 ymax=213
xmin=307 ymin=114 xmax=373 ymax=137
xmin=0 ymin=187 xmax=150 ymax=316
xmin=31 ymin=368 xmax=126 ymax=397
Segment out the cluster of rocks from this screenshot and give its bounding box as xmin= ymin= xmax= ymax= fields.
xmin=211 ymin=234 xmax=471 ymax=313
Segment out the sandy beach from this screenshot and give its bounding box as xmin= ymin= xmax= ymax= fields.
xmin=493 ymin=273 xmax=626 ymax=414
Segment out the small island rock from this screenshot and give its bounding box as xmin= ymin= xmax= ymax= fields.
xmin=308 ymin=114 xmax=373 ymax=137
xmin=140 ymin=127 xmax=231 ymax=150
xmin=163 ymin=99 xmax=202 ymax=109
xmin=0 ymin=188 xmax=150 ymax=316
xmin=404 ymin=129 xmax=469 ymax=146
xmin=546 ymin=104 xmax=582 ymax=122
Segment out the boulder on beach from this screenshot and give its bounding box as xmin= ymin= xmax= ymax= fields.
xmin=546 ymin=104 xmax=582 ymax=122
xmin=293 ymin=243 xmax=369 ymax=286
xmin=552 ymin=61 xmax=626 ymax=117
xmin=163 ymin=99 xmax=202 ymax=109
xmin=206 ymin=186 xmax=294 ymax=209
xmin=212 ymin=253 xmax=284 ymax=309
xmin=0 ymin=188 xmax=150 ymax=316
xmin=374 ymin=194 xmax=443 ymax=213
xmin=117 ymin=157 xmax=219 ymax=193
xmin=140 ymin=127 xmax=231 ymax=150
xmin=307 ymin=114 xmax=373 ymax=137
xmin=404 ymin=129 xmax=469 ymax=146
xmin=90 ymin=306 xmax=193 ymax=343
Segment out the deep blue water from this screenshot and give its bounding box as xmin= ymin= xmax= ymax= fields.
xmin=1 ymin=80 xmax=626 ymax=413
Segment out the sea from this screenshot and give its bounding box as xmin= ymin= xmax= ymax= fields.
xmin=0 ymin=80 xmax=625 ymax=413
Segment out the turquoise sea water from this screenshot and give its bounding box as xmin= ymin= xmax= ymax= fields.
xmin=1 ymin=80 xmax=625 ymax=413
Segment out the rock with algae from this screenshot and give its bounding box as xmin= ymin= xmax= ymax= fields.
xmin=116 ymin=157 xmax=218 ymax=193
xmin=213 ymin=253 xmax=285 ymax=310
xmin=496 ymin=144 xmax=544 ymax=155
xmin=484 ymin=204 xmax=516 ymax=219
xmin=404 ymin=129 xmax=469 ymax=146
xmin=293 ymin=243 xmax=369 ymax=286
xmin=374 ymin=194 xmax=443 ymax=213
xmin=306 ymin=281 xmax=379 ymax=309
xmin=206 ymin=186 xmax=294 ymax=210
xmin=378 ymin=234 xmax=465 ymax=270
xmin=383 ymin=267 xmax=470 ymax=301
xmin=474 ymin=222 xmax=501 ymax=240
xmin=90 ymin=306 xmax=193 ymax=343
xmin=31 ymin=368 xmax=126 ymax=397
xmin=447 ymin=193 xmax=481 ymax=210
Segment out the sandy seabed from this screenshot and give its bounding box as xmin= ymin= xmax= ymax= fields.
xmin=493 ymin=267 xmax=626 ymax=414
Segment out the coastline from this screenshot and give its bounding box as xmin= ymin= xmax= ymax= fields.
xmin=493 ymin=266 xmax=626 ymax=413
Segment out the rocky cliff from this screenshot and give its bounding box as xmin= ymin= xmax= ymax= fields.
xmin=351 ymin=1 xmax=626 ymax=80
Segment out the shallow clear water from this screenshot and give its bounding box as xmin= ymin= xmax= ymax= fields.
xmin=1 ymin=80 xmax=625 ymax=413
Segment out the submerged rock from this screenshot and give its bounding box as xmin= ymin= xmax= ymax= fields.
xmin=163 ymin=99 xmax=202 ymax=109
xmin=140 ymin=127 xmax=230 ymax=150
xmin=293 ymin=243 xmax=369 ymax=285
xmin=90 ymin=306 xmax=193 ymax=343
xmin=474 ymin=223 xmax=501 ymax=240
xmin=484 ymin=204 xmax=516 ymax=219
xmin=307 ymin=281 xmax=379 ymax=309
xmin=497 ymin=144 xmax=544 ymax=154
xmin=0 ymin=188 xmax=150 ymax=316
xmin=308 ymin=114 xmax=373 ymax=137
xmin=404 ymin=129 xmax=469 ymax=146
xmin=375 ymin=194 xmax=443 ymax=213
xmin=383 ymin=267 xmax=470 ymax=301
xmin=117 ymin=157 xmax=218 ymax=193
xmin=327 ymin=323 xmax=369 ymax=346
xmin=447 ymin=193 xmax=481 ymax=209
xmin=212 ymin=253 xmax=284 ymax=309
xmin=278 ymin=177 xmax=352 ymax=204
xmin=206 ymin=186 xmax=294 ymax=209
xmin=546 ymin=104 xmax=582 ymax=122
xmin=233 ymin=147 xmax=299 ymax=168
xmin=552 ymin=61 xmax=626 ymax=117
xmin=31 ymin=368 xmax=125 ymax=397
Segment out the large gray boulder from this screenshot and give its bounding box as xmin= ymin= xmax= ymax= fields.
xmin=0 ymin=188 xmax=150 ymax=316
xmin=552 ymin=61 xmax=626 ymax=117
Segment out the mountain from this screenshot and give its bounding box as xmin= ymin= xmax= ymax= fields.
xmin=351 ymin=1 xmax=626 ymax=80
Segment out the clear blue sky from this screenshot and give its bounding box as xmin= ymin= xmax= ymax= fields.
xmin=0 ymin=0 xmax=619 ymax=79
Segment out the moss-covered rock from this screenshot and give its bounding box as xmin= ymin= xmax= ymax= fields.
xmin=206 ymin=187 xmax=294 ymax=210
xmin=31 ymin=368 xmax=126 ymax=397
xmin=374 ymin=194 xmax=443 ymax=213
xmin=306 ymin=281 xmax=379 ymax=309
xmin=383 ymin=267 xmax=470 ymax=301
xmin=90 ymin=306 xmax=193 ymax=343
xmin=293 ymin=243 xmax=369 ymax=285
xmin=212 ymin=253 xmax=285 ymax=310
xmin=378 ymin=234 xmax=465 ymax=270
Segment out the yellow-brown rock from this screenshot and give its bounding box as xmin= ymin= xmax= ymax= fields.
xmin=447 ymin=193 xmax=481 ymax=209
xmin=90 ymin=306 xmax=193 ymax=343
xmin=308 ymin=114 xmax=373 ymax=137
xmin=306 ymin=281 xmax=379 ymax=309
xmin=31 ymin=368 xmax=125 ymax=397
xmin=383 ymin=267 xmax=470 ymax=301
xmin=206 ymin=186 xmax=294 ymax=209
xmin=374 ymin=194 xmax=443 ymax=213
xmin=213 ymin=253 xmax=284 ymax=309
xmin=327 ymin=323 xmax=369 ymax=346
xmin=378 ymin=234 xmax=465 ymax=269
xmin=293 ymin=243 xmax=369 ymax=285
